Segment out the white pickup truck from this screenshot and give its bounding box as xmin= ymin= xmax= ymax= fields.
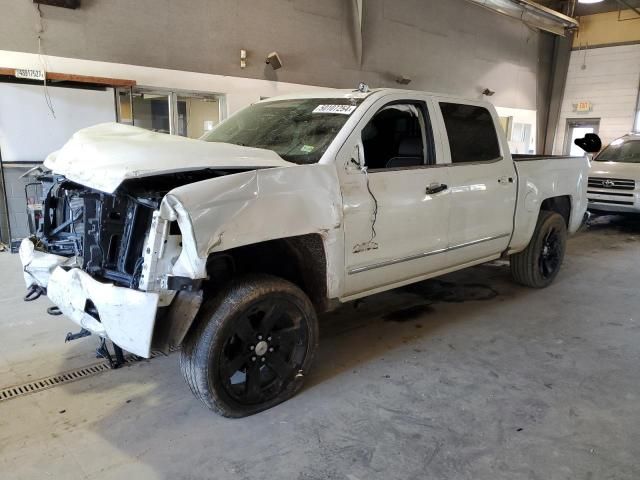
xmin=20 ymin=88 xmax=592 ymax=417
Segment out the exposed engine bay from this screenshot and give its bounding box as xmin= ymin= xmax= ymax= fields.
xmin=31 ymin=169 xmax=234 ymax=289
xmin=17 ymin=122 xmax=310 ymax=364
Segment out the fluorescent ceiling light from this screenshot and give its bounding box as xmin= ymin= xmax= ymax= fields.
xmin=578 ymin=0 xmax=605 ymax=4
xmin=465 ymin=0 xmax=579 ymax=35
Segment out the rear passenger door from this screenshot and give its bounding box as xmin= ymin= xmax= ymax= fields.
xmin=434 ymin=100 xmax=517 ymax=263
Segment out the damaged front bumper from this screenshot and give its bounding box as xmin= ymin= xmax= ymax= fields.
xmin=20 ymin=238 xmax=159 ymax=358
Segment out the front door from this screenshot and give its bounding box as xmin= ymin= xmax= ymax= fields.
xmin=434 ymin=100 xmax=517 ymax=264
xmin=338 ymin=96 xmax=451 ymax=298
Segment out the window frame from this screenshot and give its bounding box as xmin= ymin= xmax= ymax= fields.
xmin=115 ymin=86 xmax=226 ymax=136
xmin=361 ymin=100 xmax=437 ymax=173
xmin=437 ymin=101 xmax=503 ymax=167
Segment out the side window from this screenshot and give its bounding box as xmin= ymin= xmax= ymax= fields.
xmin=361 ymin=103 xmax=430 ymax=170
xmin=439 ymin=103 xmax=501 ymax=164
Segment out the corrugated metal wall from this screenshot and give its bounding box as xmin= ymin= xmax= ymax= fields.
xmin=0 ymin=0 xmax=550 ymax=110
xmin=554 ymin=44 xmax=640 ymax=153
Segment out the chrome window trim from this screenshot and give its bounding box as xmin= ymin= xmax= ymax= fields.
xmin=367 ymin=156 xmax=504 ymax=173
xmin=368 ymin=163 xmax=450 ymax=173
xmin=447 ymin=156 xmax=504 ymax=167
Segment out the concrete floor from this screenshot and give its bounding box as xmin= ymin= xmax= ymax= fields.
xmin=1 ymin=215 xmax=639 ymax=480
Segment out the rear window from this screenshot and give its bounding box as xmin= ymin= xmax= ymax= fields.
xmin=439 ymin=103 xmax=501 ymax=163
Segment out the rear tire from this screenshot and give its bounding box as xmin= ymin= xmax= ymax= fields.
xmin=180 ymin=274 xmax=318 ymax=417
xmin=510 ymin=211 xmax=567 ymax=288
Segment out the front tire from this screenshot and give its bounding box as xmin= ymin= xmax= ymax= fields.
xmin=180 ymin=274 xmax=319 ymax=417
xmin=510 ymin=211 xmax=567 ymax=288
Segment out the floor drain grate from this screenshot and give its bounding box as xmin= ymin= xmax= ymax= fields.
xmin=0 ymin=347 xmax=179 ymax=403
xmin=0 ymin=362 xmax=111 ymax=403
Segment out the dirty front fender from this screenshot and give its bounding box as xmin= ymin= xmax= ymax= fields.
xmin=161 ymin=164 xmax=345 ymax=297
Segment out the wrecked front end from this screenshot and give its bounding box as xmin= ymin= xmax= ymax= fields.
xmin=20 ymin=172 xmax=208 ymax=358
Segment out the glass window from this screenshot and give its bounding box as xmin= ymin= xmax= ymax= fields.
xmin=131 ymin=91 xmax=172 ymax=134
xmin=116 ymin=89 xmax=222 ymax=137
xmin=115 ymin=90 xmax=133 ymax=125
xmin=176 ymin=96 xmax=220 ymax=138
xmin=440 ymin=103 xmax=501 ymax=163
xmin=595 ymin=138 xmax=640 ymax=164
xmin=202 ymin=98 xmax=362 ymax=164
xmin=361 ymin=104 xmax=428 ymax=170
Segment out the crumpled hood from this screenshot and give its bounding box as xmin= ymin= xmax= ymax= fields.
xmin=44 ymin=123 xmax=294 ymax=193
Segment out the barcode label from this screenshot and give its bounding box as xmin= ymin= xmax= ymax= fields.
xmin=312 ymin=104 xmax=357 ymax=115
xmin=15 ymin=69 xmax=46 ymax=81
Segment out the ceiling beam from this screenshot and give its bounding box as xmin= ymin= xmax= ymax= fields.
xmin=615 ymin=0 xmax=640 ymax=17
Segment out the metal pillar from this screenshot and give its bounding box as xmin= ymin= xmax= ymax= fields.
xmin=0 ymin=149 xmax=12 ymax=245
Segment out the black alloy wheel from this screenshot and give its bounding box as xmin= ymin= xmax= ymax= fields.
xmin=510 ymin=210 xmax=567 ymax=288
xmin=180 ymin=274 xmax=318 ymax=417
xmin=218 ymin=297 xmax=309 ymax=406
xmin=539 ymin=227 xmax=562 ymax=279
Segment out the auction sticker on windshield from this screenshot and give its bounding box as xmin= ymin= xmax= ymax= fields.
xmin=312 ymin=105 xmax=357 ymax=115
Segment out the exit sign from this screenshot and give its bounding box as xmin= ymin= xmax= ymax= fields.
xmin=574 ymin=101 xmax=593 ymax=113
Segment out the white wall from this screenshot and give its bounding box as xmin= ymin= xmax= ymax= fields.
xmin=0 ymin=50 xmax=337 ymax=117
xmin=554 ymin=44 xmax=640 ymax=154
xmin=0 ymin=82 xmax=117 ymax=238
xmin=0 ymin=83 xmax=115 ymax=162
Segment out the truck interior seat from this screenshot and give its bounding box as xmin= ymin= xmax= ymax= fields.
xmin=385 ymin=137 xmax=424 ymax=168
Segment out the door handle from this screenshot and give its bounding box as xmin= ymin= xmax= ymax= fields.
xmin=498 ymin=176 xmax=514 ymax=185
xmin=426 ymin=183 xmax=448 ymax=195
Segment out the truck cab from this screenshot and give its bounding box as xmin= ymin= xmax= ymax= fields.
xmin=335 ymin=92 xmax=519 ymax=298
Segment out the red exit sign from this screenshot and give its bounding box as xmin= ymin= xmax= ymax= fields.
xmin=574 ymin=101 xmax=593 ymax=113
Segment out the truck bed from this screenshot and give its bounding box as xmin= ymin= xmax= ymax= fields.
xmin=508 ymin=154 xmax=590 ymax=253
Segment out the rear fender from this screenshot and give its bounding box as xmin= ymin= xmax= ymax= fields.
xmin=509 ymin=158 xmax=588 ymax=252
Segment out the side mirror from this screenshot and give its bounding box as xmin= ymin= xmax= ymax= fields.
xmin=574 ymin=133 xmax=602 ymax=154
xmin=347 ymin=144 xmax=364 ymax=171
